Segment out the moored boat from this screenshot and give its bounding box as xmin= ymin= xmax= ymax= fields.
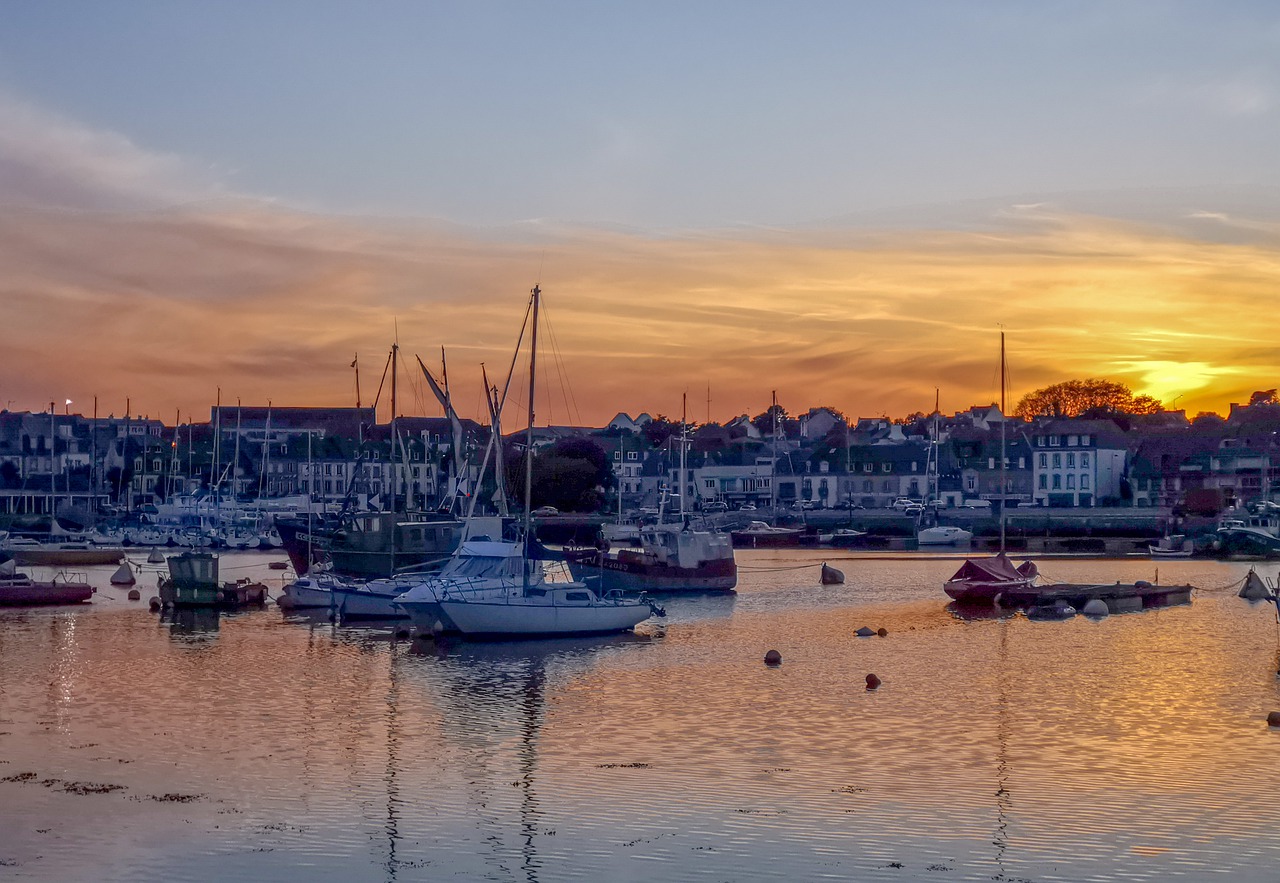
xmin=394 ymin=285 xmax=660 ymax=639
xmin=157 ymin=551 xmax=268 ymax=609
xmin=0 ymin=559 xmax=94 ymax=606
xmin=0 ymin=534 xmax=127 ymax=566
xmin=571 ymin=521 xmax=737 ymax=594
xmin=730 ymin=520 xmax=803 ymax=548
xmin=943 ymin=553 xmax=1039 ymax=605
xmin=917 ymin=525 xmax=974 ymax=546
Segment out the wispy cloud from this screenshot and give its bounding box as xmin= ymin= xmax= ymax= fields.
xmin=0 ymin=90 xmax=227 ymax=211
xmin=3 ymin=96 xmax=1280 ymax=425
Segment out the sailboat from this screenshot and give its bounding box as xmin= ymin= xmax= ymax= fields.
xmin=394 ymin=285 xmax=660 ymax=638
xmin=730 ymin=391 xmax=803 ymax=548
xmin=917 ymin=390 xmax=973 ymax=547
xmin=943 ymin=333 xmax=1039 ymax=604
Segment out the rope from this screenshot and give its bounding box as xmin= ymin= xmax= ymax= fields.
xmin=738 ymin=563 xmax=828 ymax=573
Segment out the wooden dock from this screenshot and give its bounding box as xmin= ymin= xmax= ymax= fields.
xmin=997 ymin=581 xmax=1194 ymax=613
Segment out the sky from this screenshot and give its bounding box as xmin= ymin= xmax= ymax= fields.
xmin=2 ymin=1 xmax=1279 ymax=427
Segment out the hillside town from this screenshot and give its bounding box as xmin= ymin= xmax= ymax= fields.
xmin=2 ymin=392 xmax=1277 ymax=524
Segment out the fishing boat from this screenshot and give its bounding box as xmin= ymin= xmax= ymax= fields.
xmin=157 ymin=551 xmax=268 ymax=609
xmin=394 ymin=285 xmax=659 ymax=638
xmin=571 ymin=521 xmax=737 ymax=593
xmin=275 ymin=509 xmax=461 ymax=578
xmin=573 ymin=421 xmax=737 ymax=594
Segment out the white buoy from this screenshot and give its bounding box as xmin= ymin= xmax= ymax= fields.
xmin=1081 ymin=598 xmax=1110 ymax=617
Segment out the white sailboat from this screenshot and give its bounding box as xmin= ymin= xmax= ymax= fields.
xmin=917 ymin=390 xmax=973 ymax=547
xmin=395 ymin=285 xmax=660 ymax=638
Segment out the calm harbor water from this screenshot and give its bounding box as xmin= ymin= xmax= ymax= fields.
xmin=2 ymin=549 xmax=1279 ymax=882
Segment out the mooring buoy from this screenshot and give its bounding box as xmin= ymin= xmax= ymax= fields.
xmin=855 ymin=626 xmax=876 ymax=638
xmin=127 ymin=589 xmax=141 ymax=601
xmin=764 ymin=649 xmax=782 ymax=666
xmin=1081 ymin=598 xmax=1110 ymax=617
xmin=1267 ymin=711 xmax=1280 ymax=728
xmin=148 ymin=597 xmax=161 ymax=611
xmin=821 ymin=563 xmax=845 ymax=585
xmin=866 ymin=673 xmax=881 ymax=690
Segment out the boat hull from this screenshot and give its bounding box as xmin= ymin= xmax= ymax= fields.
xmin=6 ymin=546 xmax=126 ymax=566
xmin=329 ymin=585 xmax=406 ymax=619
xmin=575 ymin=552 xmax=737 ymax=594
xmin=729 ymin=530 xmax=802 ymax=548
xmin=0 ymin=580 xmax=94 ymax=606
xmin=435 ymin=597 xmax=652 ymax=638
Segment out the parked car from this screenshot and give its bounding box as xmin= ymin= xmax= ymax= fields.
xmin=961 ymin=499 xmax=992 ymax=509
xmin=903 ymin=503 xmax=925 ymax=516
xmin=738 ymin=503 xmax=757 ymax=511
xmin=531 ymin=506 xmax=559 ymax=517
xmin=792 ymin=500 xmax=817 ymax=510
xmin=703 ymin=501 xmax=729 ymax=512
xmin=835 ymin=500 xmax=865 ymax=510
xmin=892 ymin=498 xmax=921 ymax=510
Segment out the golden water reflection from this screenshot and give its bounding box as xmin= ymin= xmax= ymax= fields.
xmin=0 ymin=554 xmax=1278 ymax=881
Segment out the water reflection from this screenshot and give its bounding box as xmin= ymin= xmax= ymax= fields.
xmin=161 ymin=606 xmax=221 ymax=637
xmin=400 ymin=634 xmax=654 ymax=882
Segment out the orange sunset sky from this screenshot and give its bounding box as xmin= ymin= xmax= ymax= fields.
xmin=2 ymin=5 xmax=1278 ymax=427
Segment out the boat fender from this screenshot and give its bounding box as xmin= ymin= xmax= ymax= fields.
xmin=866 ymin=673 xmax=881 ymax=690
xmin=764 ymin=649 xmax=782 ymax=666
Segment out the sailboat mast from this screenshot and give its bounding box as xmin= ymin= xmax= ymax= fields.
xmin=1000 ymin=331 xmax=1007 ymax=552
xmin=523 ymin=285 xmax=541 ymax=590
xmin=679 ymin=393 xmax=688 ymax=521
xmin=770 ymin=390 xmax=779 ymax=518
